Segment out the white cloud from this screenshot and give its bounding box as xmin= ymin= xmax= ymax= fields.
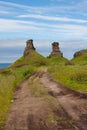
xmin=60 ymin=40 xmax=87 ymax=48
xmin=19 ymin=14 xmax=87 ymax=23
xmin=0 ymin=1 xmax=48 ymax=14
xmin=0 ymin=55 xmax=21 ymax=58
xmin=0 ymin=1 xmax=29 ymax=9
xmin=0 ymin=11 xmax=9 ymax=14
xmin=0 ymin=0 xmax=86 ymax=16
xmin=0 ymin=39 xmax=26 ymax=48
xmin=0 ymin=19 xmax=42 ymax=32
xmin=0 ymin=18 xmax=87 ymax=40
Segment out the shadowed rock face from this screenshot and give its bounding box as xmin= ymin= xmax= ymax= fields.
xmin=49 ymin=42 xmax=63 ymax=57
xmin=24 ymin=39 xmax=36 ymax=56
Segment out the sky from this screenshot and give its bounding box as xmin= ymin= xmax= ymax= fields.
xmin=0 ymin=0 xmax=87 ymax=62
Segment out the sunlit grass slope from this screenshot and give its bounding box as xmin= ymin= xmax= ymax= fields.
xmin=48 ymin=56 xmax=68 ymax=65
xmin=49 ymin=64 xmax=87 ymax=92
xmin=49 ymin=55 xmax=87 ymax=93
xmin=11 ymin=50 xmax=47 ymax=68
xmin=71 ymin=53 xmax=87 ymax=65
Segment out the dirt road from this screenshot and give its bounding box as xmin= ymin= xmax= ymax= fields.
xmin=40 ymin=69 xmax=87 ymax=130
xmin=4 ymin=69 xmax=87 ymax=130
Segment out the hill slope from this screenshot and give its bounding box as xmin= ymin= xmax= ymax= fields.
xmin=71 ymin=53 xmax=87 ymax=65
xmin=74 ymin=49 xmax=87 ymax=58
xmin=11 ymin=50 xmax=47 ymax=68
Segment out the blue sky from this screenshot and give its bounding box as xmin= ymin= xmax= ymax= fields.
xmin=0 ymin=0 xmax=87 ymax=62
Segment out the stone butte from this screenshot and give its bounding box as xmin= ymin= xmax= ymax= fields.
xmin=24 ymin=39 xmax=36 ymax=57
xmin=23 ymin=40 xmax=63 ymax=58
xmin=49 ymin=42 xmax=63 ymax=57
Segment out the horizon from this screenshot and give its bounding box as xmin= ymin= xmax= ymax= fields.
xmin=0 ymin=0 xmax=87 ymax=62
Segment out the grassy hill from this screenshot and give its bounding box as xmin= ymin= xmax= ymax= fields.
xmin=71 ymin=53 xmax=87 ymax=65
xmin=11 ymin=50 xmax=47 ymax=68
xmin=47 ymin=56 xmax=68 ymax=65
xmin=0 ymin=48 xmax=87 ymax=129
xmin=48 ymin=51 xmax=87 ymax=93
xmin=74 ymin=49 xmax=87 ymax=58
xmin=49 ymin=64 xmax=87 ymax=92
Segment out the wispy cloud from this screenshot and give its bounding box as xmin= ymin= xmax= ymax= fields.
xmin=0 ymin=18 xmax=87 ymax=41
xmin=0 ymin=11 xmax=10 ymax=14
xmin=0 ymin=19 xmax=42 ymax=32
xmin=0 ymin=1 xmax=29 ymax=9
xmin=0 ymin=0 xmax=87 ymax=16
xmin=0 ymin=38 xmax=25 ymax=48
xmin=18 ymin=14 xmax=87 ymax=23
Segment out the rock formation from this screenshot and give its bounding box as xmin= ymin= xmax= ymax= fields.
xmin=74 ymin=49 xmax=87 ymax=58
xmin=23 ymin=40 xmax=63 ymax=58
xmin=49 ymin=42 xmax=63 ymax=57
xmin=24 ymin=39 xmax=36 ymax=57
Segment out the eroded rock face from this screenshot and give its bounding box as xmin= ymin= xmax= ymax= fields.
xmin=24 ymin=39 xmax=36 ymax=57
xmin=49 ymin=42 xmax=63 ymax=57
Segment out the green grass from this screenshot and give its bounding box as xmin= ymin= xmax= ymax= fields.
xmin=0 ymin=65 xmax=35 ymax=129
xmin=29 ymin=76 xmax=48 ymax=97
xmin=71 ymin=53 xmax=87 ymax=65
xmin=11 ymin=50 xmax=47 ymax=68
xmin=47 ymin=114 xmax=59 ymax=122
xmin=49 ymin=64 xmax=87 ymax=92
xmin=0 ymin=74 xmax=15 ymax=129
xmin=48 ymin=53 xmax=87 ymax=92
xmin=47 ymin=56 xmax=68 ymax=65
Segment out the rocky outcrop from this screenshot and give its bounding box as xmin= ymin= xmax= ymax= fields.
xmin=24 ymin=39 xmax=36 ymax=57
xmin=23 ymin=40 xmax=63 ymax=58
xmin=74 ymin=49 xmax=87 ymax=58
xmin=49 ymin=42 xmax=63 ymax=57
